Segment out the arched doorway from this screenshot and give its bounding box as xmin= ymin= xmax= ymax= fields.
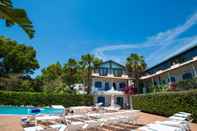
xmin=97 ymin=96 xmax=105 ymax=106
xmin=116 ymin=96 xmax=124 ymax=108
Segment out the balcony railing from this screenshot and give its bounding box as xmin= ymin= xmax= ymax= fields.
xmin=93 ymin=68 xmax=127 ymax=77
xmin=93 ymin=86 xmax=126 ymax=92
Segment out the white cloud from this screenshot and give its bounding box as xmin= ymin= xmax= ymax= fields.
xmin=93 ymin=43 xmax=157 ymax=60
xmin=147 ymin=12 xmax=197 ymax=44
xmin=92 ymin=12 xmax=197 ymax=66
xmin=161 ymin=36 xmax=197 ymax=61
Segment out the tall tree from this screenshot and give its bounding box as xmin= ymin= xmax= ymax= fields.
xmin=0 ymin=0 xmax=35 ymax=38
xmin=41 ymin=62 xmax=62 ymax=81
xmin=126 ymin=53 xmax=146 ymax=92
xmin=0 ymin=36 xmax=39 ymax=76
xmin=80 ymin=54 xmax=102 ymax=94
xmin=40 ymin=63 xmax=71 ymax=94
xmin=63 ymin=58 xmax=79 ymax=88
xmin=0 ymin=36 xmax=39 ymax=91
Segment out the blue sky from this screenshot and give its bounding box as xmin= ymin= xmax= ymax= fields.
xmin=0 ymin=0 xmax=197 ymax=76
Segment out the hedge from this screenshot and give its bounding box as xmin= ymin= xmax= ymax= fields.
xmin=0 ymin=91 xmax=93 ymax=107
xmin=132 ymin=89 xmax=197 ymax=122
xmin=176 ymin=78 xmax=197 ymax=91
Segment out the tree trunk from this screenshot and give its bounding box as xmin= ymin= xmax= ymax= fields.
xmin=87 ymin=64 xmax=91 ymax=94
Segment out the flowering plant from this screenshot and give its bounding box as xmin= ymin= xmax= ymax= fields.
xmin=124 ymin=84 xmax=136 ymax=95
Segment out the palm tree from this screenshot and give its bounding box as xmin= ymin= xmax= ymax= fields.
xmin=63 ymin=58 xmax=79 ymax=88
xmin=80 ymin=54 xmax=102 ymax=94
xmin=0 ymin=0 xmax=35 ymax=38
xmin=126 ymin=53 xmax=146 ymax=92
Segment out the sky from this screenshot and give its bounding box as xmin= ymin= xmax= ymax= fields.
xmin=0 ymin=0 xmax=197 ymax=76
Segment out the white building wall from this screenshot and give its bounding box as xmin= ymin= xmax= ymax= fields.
xmin=142 ymin=61 xmax=197 ymax=90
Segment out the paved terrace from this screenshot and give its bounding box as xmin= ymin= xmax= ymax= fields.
xmin=0 ymin=112 xmax=197 ymax=131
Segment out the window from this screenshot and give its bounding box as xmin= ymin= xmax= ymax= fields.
xmin=113 ymin=69 xmax=123 ymax=77
xmin=162 ymin=80 xmax=166 ymax=84
xmin=105 ymin=82 xmax=110 ymax=90
xmin=99 ymin=68 xmax=108 ymax=76
xmin=95 ymin=81 xmax=102 ymax=88
xmin=154 ymin=81 xmax=157 ymax=86
xmin=113 ymin=83 xmax=117 ymax=90
xmin=97 ymin=96 xmax=105 ymax=106
xmin=170 ymin=76 xmax=176 ymax=82
xmin=119 ymin=82 xmax=126 ymax=91
xmin=182 ymin=72 xmax=193 ymax=80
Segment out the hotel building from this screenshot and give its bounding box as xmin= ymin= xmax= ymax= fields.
xmin=91 ymin=60 xmax=133 ymax=108
xmin=140 ymin=45 xmax=197 ymax=92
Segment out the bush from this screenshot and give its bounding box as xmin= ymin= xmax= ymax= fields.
xmin=0 ymin=91 xmax=93 ymax=107
xmin=132 ymin=89 xmax=197 ymax=122
xmin=148 ymin=84 xmax=168 ymax=93
xmin=176 ymin=78 xmax=197 ymax=91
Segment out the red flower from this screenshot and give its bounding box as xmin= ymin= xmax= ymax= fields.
xmin=124 ymin=85 xmax=136 ymax=95
xmin=169 ymin=83 xmax=176 ymax=91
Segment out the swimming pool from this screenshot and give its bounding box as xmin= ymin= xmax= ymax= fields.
xmin=0 ymin=105 xmax=64 ymax=115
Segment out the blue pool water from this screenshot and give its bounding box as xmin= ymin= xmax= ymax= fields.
xmin=0 ymin=105 xmax=64 ymax=115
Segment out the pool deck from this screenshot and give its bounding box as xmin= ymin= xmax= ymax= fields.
xmin=0 ymin=112 xmax=197 ymax=131
xmin=0 ymin=115 xmax=23 ymax=131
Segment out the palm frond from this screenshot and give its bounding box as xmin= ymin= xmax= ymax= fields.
xmin=0 ymin=1 xmax=35 ymax=38
xmin=0 ymin=0 xmax=13 ymax=8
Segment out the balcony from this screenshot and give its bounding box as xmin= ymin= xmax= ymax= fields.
xmin=93 ymin=68 xmax=127 ymax=77
xmin=92 ymin=72 xmax=128 ymax=79
xmin=93 ymin=84 xmax=126 ymax=92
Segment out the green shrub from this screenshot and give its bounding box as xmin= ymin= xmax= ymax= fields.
xmin=0 ymin=91 xmax=93 ymax=107
xmin=176 ymin=78 xmax=197 ymax=91
xmin=148 ymin=84 xmax=168 ymax=93
xmin=132 ymin=89 xmax=197 ymax=122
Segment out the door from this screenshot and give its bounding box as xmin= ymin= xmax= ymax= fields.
xmin=116 ymin=97 xmax=124 ymax=108
xmin=97 ymin=96 xmax=105 ymax=106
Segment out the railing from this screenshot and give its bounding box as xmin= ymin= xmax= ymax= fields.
xmin=93 ymin=86 xmax=125 ymax=92
xmin=93 ymin=68 xmax=127 ymax=77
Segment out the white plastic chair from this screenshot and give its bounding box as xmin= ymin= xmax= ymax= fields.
xmin=24 ymin=126 xmax=43 ymax=131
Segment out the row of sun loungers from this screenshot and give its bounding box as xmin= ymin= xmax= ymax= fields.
xmin=22 ymin=105 xmax=193 ymax=131
xmin=63 ymin=110 xmax=140 ymax=130
xmin=23 ymin=109 xmax=140 ymax=131
xmin=138 ymin=112 xmax=192 ymax=131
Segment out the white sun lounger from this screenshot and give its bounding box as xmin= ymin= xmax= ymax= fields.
xmin=87 ymin=113 xmax=101 ymax=119
xmin=24 ymin=126 xmax=43 ymax=131
xmin=173 ymin=113 xmax=192 ymax=121
xmin=65 ymin=114 xmax=84 ymax=119
xmin=36 ymin=115 xmax=61 ymax=121
xmin=117 ymin=115 xmax=130 ymax=123
xmin=82 ymin=120 xmax=99 ymax=130
xmin=50 ymin=124 xmax=67 ymax=131
xmin=67 ymin=121 xmax=85 ymax=131
xmin=155 ymin=120 xmax=190 ymax=131
xmin=169 ymin=116 xmax=187 ymax=121
xmin=139 ymin=123 xmax=184 ymax=131
xmin=107 ymin=117 xmax=122 ymax=124
xmin=178 ymin=112 xmax=191 ymax=116
xmin=174 ymin=113 xmax=190 ymax=118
